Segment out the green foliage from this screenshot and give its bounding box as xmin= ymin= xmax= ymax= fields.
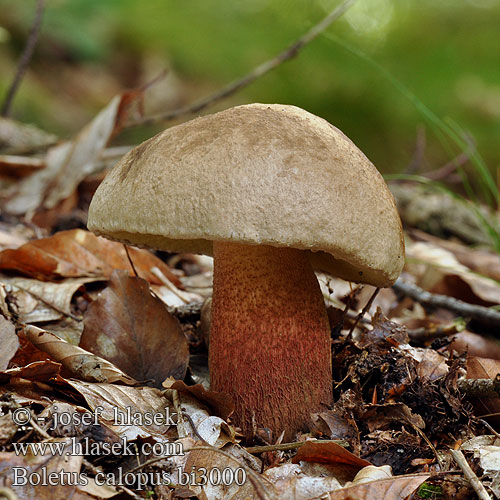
xmin=1 ymin=0 xmax=499 ymax=175
xmin=416 ymin=482 xmax=443 ymax=499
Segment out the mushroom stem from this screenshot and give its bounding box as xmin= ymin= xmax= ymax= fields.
xmin=210 ymin=241 xmax=333 ymax=440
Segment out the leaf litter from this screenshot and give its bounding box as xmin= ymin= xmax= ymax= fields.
xmin=1 ymin=97 xmax=500 ymax=500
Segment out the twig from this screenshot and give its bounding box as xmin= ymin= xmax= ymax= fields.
xmin=450 ymin=449 xmax=492 ymax=500
xmin=245 ymin=439 xmax=348 ymax=454
xmin=457 ymin=376 xmax=500 ymax=398
xmin=478 ymin=419 xmax=500 ymax=440
xmin=348 ymin=287 xmax=380 ymax=337
xmin=123 ymin=244 xmax=139 ymax=278
xmin=127 ymin=0 xmax=357 ymax=128
xmin=182 ymin=409 xmax=210 ymax=445
xmin=392 ymin=279 xmax=500 ymax=328
xmin=171 ymin=389 xmax=187 ymax=438
xmin=1 ymin=0 xmax=45 ymax=117
xmin=407 ymin=320 xmax=465 ymax=343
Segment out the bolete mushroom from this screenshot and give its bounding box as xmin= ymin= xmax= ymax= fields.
xmin=87 ymin=104 xmax=404 ymax=440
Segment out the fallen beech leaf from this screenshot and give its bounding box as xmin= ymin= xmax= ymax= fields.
xmin=0 ymin=116 xmax=57 ymax=154
xmin=0 ymin=315 xmax=18 ymax=370
xmin=0 ymin=227 xmax=29 ymax=251
xmin=0 ymin=360 xmax=61 ymax=383
xmin=450 ymin=331 xmax=500 ymax=360
xmin=0 ymin=275 xmax=96 ymax=322
xmin=0 ymin=154 xmax=45 ymax=177
xmin=81 ymin=270 xmax=189 ymax=386
xmin=467 ymin=356 xmax=500 ymax=423
xmin=3 ymin=91 xmax=141 ymax=215
xmin=292 ymin=440 xmax=371 ymax=469
xmin=0 ymin=229 xmax=180 ymax=285
xmin=64 ymin=379 xmax=174 ymax=440
xmin=174 ymin=390 xmax=236 ymax=446
xmin=351 ymin=465 xmax=392 ymax=484
xmin=0 ymin=442 xmax=97 ymax=500
xmin=170 ymin=380 xmax=235 ymax=420
xmin=23 ymin=324 xmax=137 ymax=384
xmin=327 ymin=473 xmax=430 ymax=500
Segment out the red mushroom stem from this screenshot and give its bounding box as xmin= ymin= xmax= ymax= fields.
xmin=210 ymin=241 xmax=333 ymax=440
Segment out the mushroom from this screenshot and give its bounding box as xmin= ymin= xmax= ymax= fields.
xmin=87 ymin=104 xmax=404 ymax=440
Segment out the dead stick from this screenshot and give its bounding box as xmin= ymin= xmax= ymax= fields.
xmin=450 ymin=449 xmax=492 ymax=500
xmin=1 ymin=0 xmax=45 ymax=117
xmin=348 ymin=287 xmax=380 ymax=337
xmin=407 ymin=321 xmax=465 ymax=343
xmin=128 ymin=0 xmax=357 ymax=128
xmin=246 ymin=439 xmax=348 ymax=454
xmin=458 ymin=376 xmax=500 ymax=398
xmin=392 ymin=279 xmax=500 ymax=327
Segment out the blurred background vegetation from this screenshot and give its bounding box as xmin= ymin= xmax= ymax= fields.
xmin=0 ymin=0 xmax=499 ymax=177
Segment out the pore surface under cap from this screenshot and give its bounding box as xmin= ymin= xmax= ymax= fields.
xmin=88 ymin=103 xmax=404 ymax=286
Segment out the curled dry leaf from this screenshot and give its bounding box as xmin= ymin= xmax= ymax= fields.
xmin=0 ymin=315 xmax=18 ymax=370
xmin=0 ymin=360 xmax=61 ymax=383
xmin=0 ymin=229 xmax=180 ymax=285
xmin=292 ymin=440 xmax=371 ymax=469
xmin=81 ymin=270 xmax=189 ymax=387
xmin=23 ymin=324 xmax=138 ymax=385
xmin=3 ymin=90 xmax=141 ymax=215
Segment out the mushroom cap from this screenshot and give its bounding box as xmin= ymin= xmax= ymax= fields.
xmin=88 ymin=103 xmax=404 ymax=287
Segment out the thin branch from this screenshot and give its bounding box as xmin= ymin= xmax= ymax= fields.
xmin=450 ymin=449 xmax=492 ymax=500
xmin=1 ymin=0 xmax=45 ymax=117
xmin=458 ymin=376 xmax=500 ymax=398
xmin=128 ymin=0 xmax=357 ymax=128
xmin=407 ymin=320 xmax=465 ymax=343
xmin=348 ymin=287 xmax=380 ymax=336
xmin=392 ymin=279 xmax=500 ymax=328
xmin=246 ymin=439 xmax=348 ymax=454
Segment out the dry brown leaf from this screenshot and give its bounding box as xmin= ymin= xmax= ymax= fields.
xmin=0 ymin=227 xmax=29 ymax=251
xmin=3 ymin=91 xmax=140 ymax=215
xmin=450 ymin=331 xmax=500 ymax=360
xmin=0 ymin=442 xmax=97 ymax=500
xmin=170 ymin=380 xmax=235 ymax=421
xmin=0 ymin=229 xmax=180 ymax=285
xmin=81 ymin=270 xmax=189 ymax=386
xmin=0 ymin=360 xmax=61 ymax=383
xmin=0 ymin=315 xmax=18 ymax=370
xmin=292 ymin=440 xmax=371 ymax=469
xmin=467 ymin=356 xmax=500 ymax=423
xmin=0 ymin=116 xmax=57 ymax=154
xmin=23 ymin=324 xmax=138 ymax=384
xmin=406 ymin=240 xmax=500 ymax=305
xmin=411 ymin=229 xmax=500 ymax=283
xmin=0 ymin=154 xmax=45 ymax=177
xmin=326 ymin=473 xmax=430 ymax=499
xmin=64 ymin=379 xmax=174 ymax=440
xmin=0 ymin=275 xmax=96 ymax=323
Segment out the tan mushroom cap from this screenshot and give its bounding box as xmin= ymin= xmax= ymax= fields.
xmin=88 ymin=103 xmax=404 ymax=287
